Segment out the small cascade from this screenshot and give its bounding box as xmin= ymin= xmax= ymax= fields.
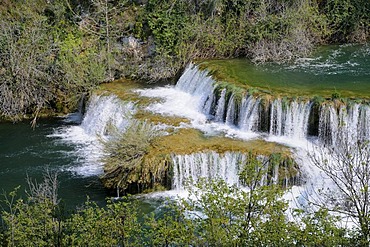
xmin=81 ymin=95 xmax=136 ymax=137
xmin=171 ymin=151 xmax=300 ymax=190
xmin=214 ymin=89 xmax=227 ymax=122
xmin=53 ymin=94 xmax=136 ymax=176
xmin=270 ymin=100 xmax=283 ymax=136
xmin=319 ymin=103 xmax=370 ymax=146
xmin=270 ymin=99 xmax=312 ymax=139
xmin=175 ymin=63 xmax=215 ymax=115
xmin=172 ymin=152 xmax=245 ymax=190
xmin=238 ymin=96 xmax=261 ymax=132
xmin=225 ymin=94 xmax=237 ymax=125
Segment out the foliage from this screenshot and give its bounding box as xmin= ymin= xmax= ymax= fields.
xmin=146 ymin=178 xmax=350 ymax=246
xmin=63 ymin=198 xmax=141 ymax=246
xmin=292 ymin=208 xmax=350 ymax=246
xmin=0 ymin=0 xmax=103 ymax=121
xmin=0 ymin=172 xmax=356 ymax=246
xmin=100 ymin=120 xmax=165 ymax=193
xmin=0 ymin=171 xmax=62 ymax=247
xmin=0 ymin=0 xmax=368 ymax=120
xmin=320 ymin=0 xmax=370 ymax=42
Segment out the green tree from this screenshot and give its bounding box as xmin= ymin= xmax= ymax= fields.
xmin=0 ymin=172 xmax=62 ymax=246
xmin=293 ymin=209 xmax=350 ymax=246
xmin=63 ymin=198 xmax=142 ymax=246
xmin=0 ymin=1 xmax=58 ymax=121
xmin=321 ymin=0 xmax=370 ymax=42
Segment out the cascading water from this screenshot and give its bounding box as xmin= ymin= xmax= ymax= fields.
xmin=175 ymin=63 xmax=370 ymax=145
xmin=52 ymin=94 xmax=136 ymax=176
xmin=175 ymin=63 xmax=215 ymax=116
xmin=319 ymin=103 xmax=370 ymax=146
xmin=158 ymin=63 xmax=370 ymax=210
xmin=176 ymin=64 xmax=314 ymax=140
xmin=171 ymin=152 xmax=246 ymax=190
xmin=81 ymin=95 xmax=135 ymax=137
xmin=270 ymin=99 xmax=312 ymax=139
xmin=238 ymin=96 xmax=260 ymax=132
xmin=171 ymin=151 xmax=295 ymax=190
xmin=214 ymin=89 xmax=227 ymax=122
xmin=52 ymin=60 xmax=369 ymax=213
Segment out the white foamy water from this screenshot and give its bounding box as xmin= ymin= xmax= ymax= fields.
xmin=319 ymin=103 xmax=370 ymax=146
xmin=136 ymin=86 xmax=259 ymax=140
xmin=172 ymin=151 xmax=246 ymax=190
xmin=51 ymin=95 xmax=136 ymax=176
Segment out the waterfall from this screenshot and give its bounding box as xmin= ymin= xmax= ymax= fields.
xmin=172 ymin=152 xmax=245 ymax=190
xmin=214 ymin=89 xmax=227 ymax=122
xmin=176 ymin=64 xmax=313 ymax=140
xmin=319 ymin=103 xmax=370 ymax=145
xmin=225 ymin=94 xmax=237 ymax=125
xmin=53 ymin=94 xmax=136 ymax=176
xmin=81 ymin=95 xmax=135 ymax=137
xmin=175 ymin=64 xmax=370 ymax=146
xmin=238 ymin=96 xmax=260 ymax=132
xmin=171 ymin=151 xmax=299 ymax=190
xmin=175 ymin=63 xmax=215 ymax=116
xmin=270 ymin=99 xmax=312 ymax=139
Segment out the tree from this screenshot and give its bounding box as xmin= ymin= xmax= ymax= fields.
xmin=74 ymin=0 xmax=131 ymax=81
xmin=310 ymin=136 xmax=370 ymax=245
xmin=63 ymin=198 xmax=142 ymax=246
xmin=0 ymin=0 xmax=103 ymax=121
xmin=0 ymin=1 xmax=57 ymax=122
xmin=146 ymin=157 xmax=296 ymax=246
xmin=0 ymin=171 xmax=62 ymax=246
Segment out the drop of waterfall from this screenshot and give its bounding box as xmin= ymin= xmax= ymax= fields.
xmin=171 ymin=152 xmax=245 ymax=190
xmin=52 ymin=94 xmax=136 ymax=176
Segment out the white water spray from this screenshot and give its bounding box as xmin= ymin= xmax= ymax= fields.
xmin=52 ymin=95 xmax=136 ymax=176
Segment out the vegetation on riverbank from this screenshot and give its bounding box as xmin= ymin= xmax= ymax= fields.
xmin=0 ymin=0 xmax=369 ymax=120
xmin=0 ymin=173 xmax=355 ymax=246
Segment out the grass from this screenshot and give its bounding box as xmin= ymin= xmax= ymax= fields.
xmin=97 ymin=79 xmax=162 ymax=107
xmin=134 ymin=110 xmax=190 ymax=127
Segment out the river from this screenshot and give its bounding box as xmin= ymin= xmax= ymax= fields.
xmin=0 ymin=119 xmax=107 ymax=207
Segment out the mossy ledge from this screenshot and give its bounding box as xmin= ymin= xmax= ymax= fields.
xmin=211 ymin=80 xmax=369 ymax=110
xmin=101 ymin=126 xmax=301 ymax=195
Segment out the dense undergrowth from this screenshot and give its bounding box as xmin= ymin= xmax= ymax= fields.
xmin=0 ymin=173 xmax=359 ymax=246
xmin=0 ymin=0 xmax=369 ymax=120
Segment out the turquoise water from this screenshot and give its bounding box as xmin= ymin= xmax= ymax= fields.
xmin=0 ymin=119 xmax=108 ymax=208
xmin=203 ymin=44 xmax=370 ymax=98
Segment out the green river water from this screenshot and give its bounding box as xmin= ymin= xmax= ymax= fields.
xmin=0 ymin=119 xmax=107 ymax=207
xmin=202 ymin=44 xmax=370 ymax=98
